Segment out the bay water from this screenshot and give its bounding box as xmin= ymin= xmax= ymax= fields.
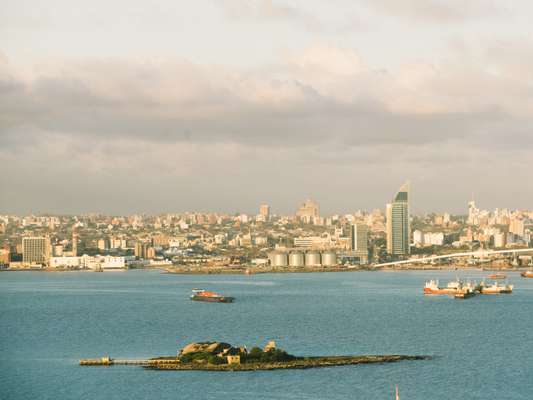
xmin=1 ymin=270 xmax=532 ymax=399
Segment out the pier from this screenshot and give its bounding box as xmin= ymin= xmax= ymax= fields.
xmin=80 ymin=356 xmax=178 ymax=366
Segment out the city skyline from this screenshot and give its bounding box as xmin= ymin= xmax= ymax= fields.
xmin=2 ymin=3 xmax=533 ymax=400
xmin=0 ymin=188 xmax=529 ymax=217
xmin=2 ymin=1 xmax=533 ymax=214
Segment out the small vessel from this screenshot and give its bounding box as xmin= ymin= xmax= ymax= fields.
xmin=479 ymin=281 xmax=513 ymax=294
xmin=454 ymin=282 xmax=477 ymax=299
xmin=521 ymin=271 xmax=533 ymax=278
xmin=190 ymin=288 xmax=234 ymax=303
xmin=487 ymin=273 xmax=506 ymax=279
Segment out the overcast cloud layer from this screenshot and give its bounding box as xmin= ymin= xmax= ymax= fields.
xmin=1 ymin=1 xmax=533 ymax=215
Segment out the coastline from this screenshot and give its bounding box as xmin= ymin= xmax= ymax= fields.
xmin=80 ymin=354 xmax=431 ymax=371
xmin=2 ymin=265 xmax=530 ymax=274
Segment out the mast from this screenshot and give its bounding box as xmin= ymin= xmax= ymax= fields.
xmin=395 ymin=385 xmax=400 ymax=400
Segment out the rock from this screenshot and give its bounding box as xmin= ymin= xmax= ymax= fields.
xmin=179 ymin=342 xmax=232 ymax=356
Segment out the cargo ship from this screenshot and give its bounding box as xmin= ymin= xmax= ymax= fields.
xmin=423 ymin=279 xmax=462 ymax=295
xmin=190 ymin=288 xmax=234 ymax=303
xmin=521 ymin=271 xmax=533 ymax=278
xmin=479 ymin=282 xmax=513 ymax=294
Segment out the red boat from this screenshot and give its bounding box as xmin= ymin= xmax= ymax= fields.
xmin=487 ymin=273 xmax=506 ymax=279
xmin=190 ymin=288 xmax=234 ymax=303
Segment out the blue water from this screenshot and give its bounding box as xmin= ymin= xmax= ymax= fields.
xmin=1 ymin=270 xmax=532 ymax=400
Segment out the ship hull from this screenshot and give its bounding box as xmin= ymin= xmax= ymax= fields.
xmin=423 ymin=288 xmax=458 ymax=295
xmin=481 ymin=289 xmax=512 ymax=294
xmin=521 ymin=272 xmax=533 ymax=278
xmin=454 ymin=291 xmax=476 ymax=299
xmin=190 ymin=295 xmax=234 ymax=303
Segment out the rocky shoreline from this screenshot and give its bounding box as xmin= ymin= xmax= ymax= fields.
xmin=144 ymin=355 xmax=431 ymax=371
xmin=80 ymin=341 xmax=431 ymax=371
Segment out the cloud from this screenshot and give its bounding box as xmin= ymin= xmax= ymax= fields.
xmin=1 ymin=41 xmax=533 ymax=214
xmin=363 ymin=0 xmax=502 ymax=23
xmin=219 ymin=0 xmax=321 ymax=30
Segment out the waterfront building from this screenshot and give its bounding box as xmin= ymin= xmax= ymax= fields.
xmin=349 ymin=224 xmax=368 ymax=252
xmin=0 ymin=246 xmax=10 ymax=265
xmin=49 ymin=256 xmax=80 ymax=268
xmin=349 ymin=223 xmax=369 ymax=264
xmin=146 ymin=247 xmax=156 ymax=259
xmin=22 ymin=236 xmax=51 ymax=266
xmin=386 ymin=183 xmax=410 ymax=256
xmin=134 ymin=241 xmax=150 ymax=259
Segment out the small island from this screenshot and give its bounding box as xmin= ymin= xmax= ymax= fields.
xmin=80 ymin=341 xmax=430 ymax=371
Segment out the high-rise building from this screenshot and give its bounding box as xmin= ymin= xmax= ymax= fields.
xmin=259 ymin=204 xmax=271 ymax=221
xmin=350 ymin=223 xmax=369 ymax=263
xmin=468 ymin=200 xmax=479 ymax=225
xmin=22 ymin=236 xmax=51 ymax=265
xmin=350 ymin=224 xmax=368 ymax=252
xmin=72 ymin=231 xmax=78 ymax=257
xmin=509 ymin=218 xmax=525 ymax=237
xmin=0 ymin=244 xmax=10 ymax=265
xmin=152 ymin=234 xmax=169 ymax=248
xmin=296 ymin=199 xmax=319 ymax=223
xmin=135 ymin=241 xmax=155 ymax=259
xmin=134 ymin=241 xmax=149 ymax=259
xmin=386 ymin=182 xmax=410 ymax=257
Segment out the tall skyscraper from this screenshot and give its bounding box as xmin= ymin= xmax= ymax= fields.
xmin=468 ymin=199 xmax=479 ymax=225
xmin=22 ymin=236 xmax=51 ymax=265
xmin=350 ymin=223 xmax=369 ymax=263
xmin=386 ymin=182 xmax=410 ymax=256
xmin=72 ymin=231 xmax=78 ymax=257
xmin=296 ymin=199 xmax=319 ymax=223
xmin=259 ymin=204 xmax=271 ymax=221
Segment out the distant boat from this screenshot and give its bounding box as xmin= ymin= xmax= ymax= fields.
xmin=423 ymin=279 xmax=461 ymax=295
xmin=487 ymin=273 xmax=506 ymax=279
xmin=479 ymin=282 xmax=513 ymax=294
xmin=521 ymin=271 xmax=533 ymax=278
xmin=454 ymin=283 xmax=477 ymax=299
xmin=190 ymin=288 xmax=234 ymax=303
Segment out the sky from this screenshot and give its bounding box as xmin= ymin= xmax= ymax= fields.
xmin=1 ymin=0 xmax=533 ymax=215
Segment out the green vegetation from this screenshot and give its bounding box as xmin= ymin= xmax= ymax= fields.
xmin=179 ymin=351 xmax=225 ymax=365
xmin=241 ymin=347 xmax=297 ymax=363
xmin=178 ymin=347 xmax=297 ymax=365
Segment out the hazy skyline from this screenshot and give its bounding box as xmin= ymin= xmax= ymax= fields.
xmin=2 ymin=1 xmax=533 ymax=215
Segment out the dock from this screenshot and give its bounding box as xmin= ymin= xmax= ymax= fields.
xmin=79 ymin=356 xmax=178 ymax=366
